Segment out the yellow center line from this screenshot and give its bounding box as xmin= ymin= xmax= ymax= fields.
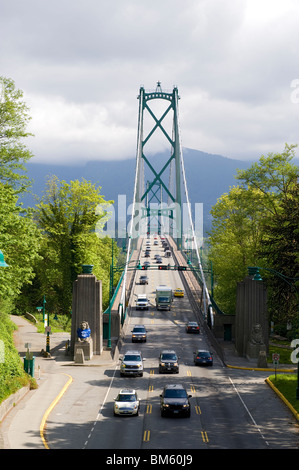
xmin=146 ymin=404 xmax=152 ymax=414
xmin=143 ymin=430 xmax=150 ymax=442
xmin=201 ymin=431 xmax=209 ymax=443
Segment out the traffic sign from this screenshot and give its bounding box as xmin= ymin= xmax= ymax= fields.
xmin=272 ymin=353 xmax=280 ymax=363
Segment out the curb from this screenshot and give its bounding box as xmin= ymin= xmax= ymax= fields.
xmin=40 ymin=373 xmax=73 ymax=449
xmin=226 ymin=363 xmax=296 ymax=373
xmin=0 ymin=386 xmax=30 ymax=423
xmin=265 ymin=377 xmax=299 ymax=422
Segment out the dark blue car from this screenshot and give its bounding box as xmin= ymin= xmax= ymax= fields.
xmin=193 ymin=350 xmax=213 ymax=366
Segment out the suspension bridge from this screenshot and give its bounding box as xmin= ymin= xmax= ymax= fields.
xmin=105 ymin=82 xmax=215 ymax=345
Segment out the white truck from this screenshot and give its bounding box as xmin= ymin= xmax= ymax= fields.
xmin=155 ymin=285 xmax=173 ymax=311
xmin=136 ymin=294 xmax=149 ymax=310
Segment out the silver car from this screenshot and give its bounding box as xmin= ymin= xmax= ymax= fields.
xmin=119 ymin=350 xmax=145 ymax=377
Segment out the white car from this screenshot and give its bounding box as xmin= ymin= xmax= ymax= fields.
xmin=114 ymin=389 xmax=140 ymax=416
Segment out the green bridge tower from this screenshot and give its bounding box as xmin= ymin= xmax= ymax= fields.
xmin=133 ymin=82 xmax=183 ymax=249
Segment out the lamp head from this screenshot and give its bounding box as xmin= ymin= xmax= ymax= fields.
xmin=0 ymin=250 xmax=8 ymax=267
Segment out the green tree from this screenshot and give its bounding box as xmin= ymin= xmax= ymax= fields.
xmin=0 ymin=183 xmax=41 ymax=310
xmin=209 ymin=186 xmax=265 ymax=314
xmin=209 ymin=144 xmax=299 ymax=317
xmin=236 ymin=143 xmax=298 ymax=215
xmin=34 ymin=176 xmax=116 ymax=313
xmin=258 ymin=183 xmax=299 ymax=334
xmin=0 ymin=76 xmax=33 ymax=192
xmin=0 ymin=77 xmax=40 ymax=312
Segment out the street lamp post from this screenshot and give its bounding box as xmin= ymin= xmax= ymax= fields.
xmin=107 ymin=239 xmax=114 ymax=349
xmin=37 ymin=295 xmax=50 ymax=353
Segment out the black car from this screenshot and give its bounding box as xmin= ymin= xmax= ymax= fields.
xmin=193 ymin=350 xmax=213 ymax=366
xmin=139 ymin=275 xmax=148 ymax=285
xmin=159 ymin=350 xmax=179 ymax=373
xmin=160 ymin=384 xmax=191 ymax=417
xmin=186 ymin=321 xmax=200 ymax=334
xmin=131 ymin=325 xmax=147 ymax=343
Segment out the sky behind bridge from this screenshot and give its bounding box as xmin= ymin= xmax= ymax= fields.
xmin=1 ymin=0 xmax=299 ymax=165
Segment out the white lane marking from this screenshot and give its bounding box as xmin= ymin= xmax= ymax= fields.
xmin=228 ymin=376 xmax=270 ymax=447
xmin=82 ymin=364 xmax=119 ymax=448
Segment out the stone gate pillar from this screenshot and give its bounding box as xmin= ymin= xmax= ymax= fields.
xmin=235 ymin=269 xmax=268 ymax=358
xmin=70 ymin=265 xmax=103 ymax=357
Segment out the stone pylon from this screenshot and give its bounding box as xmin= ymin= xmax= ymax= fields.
xmin=235 ymin=273 xmax=268 ymax=358
xmin=70 ymin=265 xmax=103 ymax=356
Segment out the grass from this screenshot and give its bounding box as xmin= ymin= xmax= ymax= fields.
xmin=268 ymin=344 xmax=293 ymax=364
xmin=268 ymin=374 xmax=299 ymax=415
xmin=0 ymin=313 xmax=36 ymax=405
xmin=28 ymin=312 xmax=72 ymax=334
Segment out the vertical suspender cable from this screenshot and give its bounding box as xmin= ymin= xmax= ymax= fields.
xmin=119 ymin=87 xmax=144 ymax=312
xmin=174 ymin=91 xmax=214 ymax=326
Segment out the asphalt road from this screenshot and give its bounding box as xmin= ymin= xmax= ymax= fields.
xmin=39 ymin=236 xmax=299 ymax=450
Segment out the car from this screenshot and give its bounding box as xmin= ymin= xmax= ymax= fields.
xmin=119 ymin=350 xmax=145 ymax=377
xmin=193 ymin=350 xmax=213 ymax=366
xmin=159 ymin=349 xmax=179 ymax=373
xmin=139 ymin=275 xmax=148 ymax=285
xmin=174 ymin=288 xmax=184 ymax=297
xmin=143 ymin=261 xmax=150 ymax=268
xmin=131 ymin=325 xmax=147 ymax=342
xmin=186 ymin=321 xmax=200 ymax=334
xmin=160 ymin=384 xmax=191 ymax=417
xmin=136 ymin=294 xmax=149 ymax=310
xmin=156 ymin=258 xmax=162 ymax=264
xmin=154 ymin=240 xmax=158 ymax=245
xmin=114 ymin=389 xmax=140 ymax=416
xmin=144 ymin=251 xmax=150 ymax=257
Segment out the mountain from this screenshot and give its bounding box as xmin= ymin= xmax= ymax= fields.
xmin=20 ymin=148 xmax=266 ymax=233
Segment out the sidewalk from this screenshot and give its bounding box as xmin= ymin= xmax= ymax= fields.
xmin=0 ymin=315 xmax=118 ymax=449
xmin=220 ymin=338 xmax=296 ymax=372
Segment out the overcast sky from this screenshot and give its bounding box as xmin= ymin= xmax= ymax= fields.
xmin=1 ymin=0 xmax=299 ymax=165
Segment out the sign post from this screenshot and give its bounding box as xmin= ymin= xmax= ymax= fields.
xmin=272 ymin=353 xmax=280 ymax=380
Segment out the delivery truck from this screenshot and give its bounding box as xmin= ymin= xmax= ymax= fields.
xmin=155 ymin=285 xmax=173 ymax=311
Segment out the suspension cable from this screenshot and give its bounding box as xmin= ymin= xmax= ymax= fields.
xmin=119 ymin=87 xmax=144 ymax=311
xmin=174 ymin=91 xmax=214 ymax=325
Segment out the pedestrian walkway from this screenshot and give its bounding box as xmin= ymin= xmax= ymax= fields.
xmin=0 ymin=315 xmax=118 ymax=449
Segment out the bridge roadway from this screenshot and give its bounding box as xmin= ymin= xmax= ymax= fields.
xmin=2 ymin=236 xmax=298 ymax=450
xmin=40 ymin=235 xmax=298 ymax=450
